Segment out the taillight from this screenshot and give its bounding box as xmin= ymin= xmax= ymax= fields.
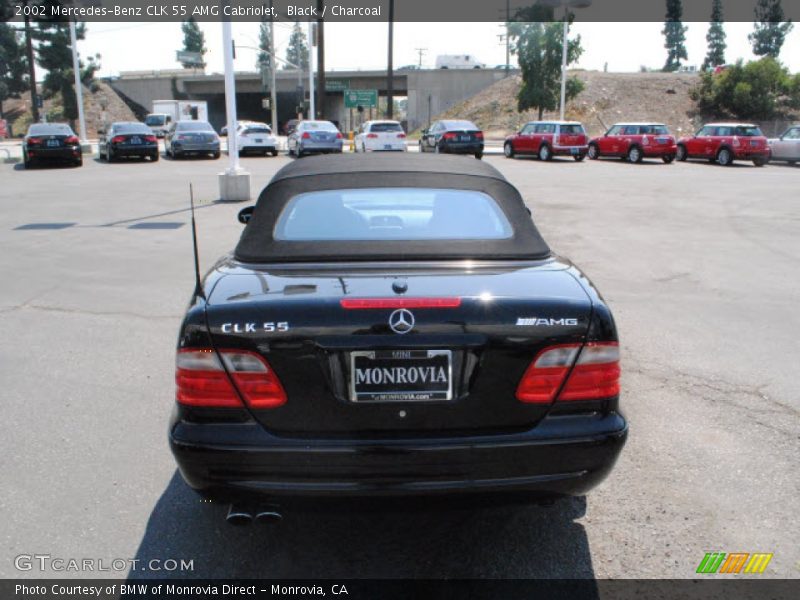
xmin=302 ymin=132 xmax=311 ymax=139
xmin=65 ymin=135 xmax=79 ymax=144
xmin=366 ymin=133 xmax=378 ymax=139
xmin=340 ymin=297 xmax=461 ymax=309
xmin=111 ymin=135 xmax=125 ymax=144
xmin=144 ymin=135 xmax=157 ymax=142
xmin=642 ymin=135 xmax=650 ymax=146
xmin=732 ymin=137 xmax=740 ymax=147
xmin=176 ymin=348 xmax=287 ymax=409
xmin=474 ymin=131 xmax=484 ymax=140
xmin=443 ymin=132 xmax=457 ymax=140
xmin=336 ymin=132 xmax=343 ymax=139
xmin=27 ymin=137 xmax=42 ymax=146
xmin=397 ymin=133 xmax=406 ymax=138
xmin=516 ymin=342 xmax=620 ymax=404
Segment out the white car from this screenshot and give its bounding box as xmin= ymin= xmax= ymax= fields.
xmin=768 ymin=124 xmax=800 ymax=165
xmin=354 ymin=121 xmax=407 ymax=152
xmin=231 ymin=122 xmax=278 ymax=157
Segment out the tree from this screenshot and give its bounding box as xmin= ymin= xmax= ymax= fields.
xmin=509 ymin=19 xmax=584 ymax=119
xmin=749 ymin=0 xmax=793 ymax=58
xmin=257 ymin=17 xmax=272 ymax=79
xmin=0 ymin=22 xmax=29 ymax=119
xmin=33 ymin=21 xmax=100 ymax=126
xmin=702 ymin=0 xmax=726 ymax=71
xmin=662 ymin=0 xmax=688 ymax=72
xmin=180 ymin=18 xmax=206 ymax=69
xmin=284 ymin=22 xmax=308 ymax=70
xmin=690 ymin=57 xmax=800 ymax=120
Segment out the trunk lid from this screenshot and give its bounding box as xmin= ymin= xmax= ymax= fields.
xmin=204 ymin=261 xmax=593 ymax=437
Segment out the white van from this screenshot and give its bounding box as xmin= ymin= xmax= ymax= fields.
xmin=435 ymin=55 xmax=485 ymax=69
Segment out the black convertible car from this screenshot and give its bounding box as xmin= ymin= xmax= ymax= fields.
xmin=170 ymin=155 xmax=626 ymax=521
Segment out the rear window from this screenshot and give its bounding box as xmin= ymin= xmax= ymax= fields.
xmin=114 ymin=123 xmax=150 ymax=134
xmin=443 ymin=120 xmax=479 ymax=131
xmin=734 ymin=126 xmax=763 ymax=137
xmin=558 ymin=124 xmax=584 ymax=134
xmin=29 ymin=124 xmax=72 ymax=136
xmin=244 ymin=126 xmax=272 ymax=135
xmin=641 ymin=125 xmax=669 ymax=135
xmin=369 ymin=122 xmax=403 ymax=132
xmin=274 ymin=188 xmax=513 ymax=241
xmin=176 ymin=121 xmax=214 ymax=131
xmin=302 ymin=121 xmax=338 ymax=132
xmin=145 ymin=115 xmax=166 ymax=126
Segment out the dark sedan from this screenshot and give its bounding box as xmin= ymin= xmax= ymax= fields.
xmin=165 ymin=120 xmax=221 ymax=159
xmin=169 ymin=154 xmax=627 ymax=524
xmin=22 ymin=123 xmax=82 ymax=168
xmin=99 ymin=122 xmax=159 ymax=162
xmin=419 ymin=119 xmax=484 ymax=159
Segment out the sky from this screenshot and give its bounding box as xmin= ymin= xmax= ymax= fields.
xmin=78 ymin=21 xmax=800 ymax=77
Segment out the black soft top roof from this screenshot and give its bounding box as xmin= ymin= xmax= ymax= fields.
xmin=234 ymin=154 xmax=551 ymax=263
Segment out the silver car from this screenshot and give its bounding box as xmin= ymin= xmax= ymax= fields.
xmin=165 ymin=121 xmax=221 ymax=159
xmin=287 ymin=120 xmax=343 ymax=157
xmin=768 ymin=125 xmax=800 ymax=165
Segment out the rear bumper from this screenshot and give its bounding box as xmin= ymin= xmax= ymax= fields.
xmin=27 ymin=146 xmax=81 ymax=161
xmin=111 ymin=144 xmax=158 ymax=157
xmin=169 ymin=411 xmax=627 ymax=502
xmin=552 ymin=144 xmax=588 ymax=156
xmin=440 ymin=142 xmax=484 ymax=154
xmin=733 ymin=148 xmax=770 ymax=160
xmin=299 ymin=140 xmax=343 ymax=153
xmin=173 ymin=142 xmax=219 ymax=154
xmin=643 ymin=145 xmax=677 ymax=157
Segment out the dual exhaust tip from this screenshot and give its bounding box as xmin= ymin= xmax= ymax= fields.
xmin=226 ymin=503 xmax=283 ymax=526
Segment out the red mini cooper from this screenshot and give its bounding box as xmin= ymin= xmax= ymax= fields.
xmin=587 ymin=123 xmax=677 ymax=164
xmin=676 ymin=123 xmax=770 ymax=167
xmin=504 ymin=121 xmax=588 ymax=161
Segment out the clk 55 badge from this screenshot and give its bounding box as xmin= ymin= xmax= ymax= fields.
xmin=220 ymin=322 xmax=289 ymax=333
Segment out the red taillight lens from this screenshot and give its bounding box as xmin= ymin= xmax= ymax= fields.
xmin=397 ymin=133 xmax=406 ymax=138
xmin=336 ymin=132 xmax=343 ymax=139
xmin=145 ymin=135 xmax=157 ymax=142
xmin=475 ymin=131 xmax=484 ymax=140
xmin=65 ymin=135 xmax=79 ymax=144
xmin=443 ymin=132 xmax=457 ymax=140
xmin=515 ymin=342 xmax=619 ymax=404
xmin=176 ymin=349 xmax=287 ymax=409
xmin=340 ymin=297 xmax=462 ymax=309
xmin=366 ymin=133 xmax=378 ymax=139
xmin=111 ymin=135 xmax=126 ymax=144
xmin=302 ymin=132 xmax=311 ymax=139
xmin=27 ymin=137 xmax=42 ymax=146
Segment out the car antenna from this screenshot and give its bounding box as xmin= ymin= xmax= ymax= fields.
xmin=189 ymin=183 xmax=206 ymax=300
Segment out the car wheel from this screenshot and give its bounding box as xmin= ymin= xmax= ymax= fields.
xmin=662 ymin=154 xmax=675 ymax=164
xmin=503 ymin=142 xmax=515 ymax=158
xmin=474 ymin=152 xmax=483 ymax=159
xmin=717 ymin=148 xmax=733 ymax=166
xmin=627 ymin=146 xmax=643 ymax=163
xmin=587 ymin=144 xmax=599 ymax=160
xmin=212 ymin=152 xmax=221 ymax=159
xmin=270 ymin=149 xmax=278 ymax=157
xmin=675 ymin=145 xmax=687 ymax=161
xmin=574 ymin=154 xmax=585 ymax=162
xmin=418 ymin=141 xmax=425 ymax=153
xmin=151 ymin=152 xmax=159 ymax=162
xmin=23 ymin=155 xmax=31 ymax=169
xmin=74 ymin=157 xmax=83 ymax=167
xmin=434 ymin=143 xmax=441 ymax=154
xmin=107 ymin=147 xmax=115 ymax=162
xmin=538 ymin=144 xmax=552 ymax=161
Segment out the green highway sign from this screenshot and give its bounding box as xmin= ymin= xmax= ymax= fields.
xmin=345 ymin=89 xmax=378 ymax=109
xmin=326 ymin=79 xmax=350 ymax=92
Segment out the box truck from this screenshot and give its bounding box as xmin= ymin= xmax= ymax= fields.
xmin=145 ymin=100 xmax=208 ymax=137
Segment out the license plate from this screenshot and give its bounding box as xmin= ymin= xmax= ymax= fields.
xmin=384 ymin=144 xmax=392 ymax=150
xmin=254 ymin=138 xmax=263 ymax=143
xmin=656 ymin=137 xmax=669 ymax=144
xmin=750 ymin=140 xmax=759 ymax=147
xmin=350 ymin=349 xmax=452 ymax=402
xmin=460 ymin=135 xmax=471 ymax=142
xmin=131 ymin=136 xmax=141 ymax=145
xmin=570 ymin=147 xmax=579 ymax=155
xmin=46 ymin=139 xmax=60 ymax=147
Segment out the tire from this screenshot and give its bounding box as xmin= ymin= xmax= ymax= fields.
xmin=151 ymin=152 xmax=159 ymax=162
xmin=474 ymin=152 xmax=483 ymax=159
xmin=538 ymin=144 xmax=552 ymax=161
xmin=23 ymin=155 xmax=31 ymax=169
xmin=434 ymin=144 xmax=441 ymax=154
xmin=675 ymin=145 xmax=687 ymax=161
xmin=587 ymin=144 xmax=599 ymax=160
xmin=717 ymin=147 xmax=733 ymax=166
xmin=627 ymin=146 xmax=643 ymax=163
xmin=212 ymin=152 xmax=220 ymax=159
xmin=270 ymin=149 xmax=278 ymax=157
xmin=574 ymin=154 xmax=585 ymax=162
xmin=662 ymin=154 xmax=675 ymax=164
xmin=74 ymin=157 xmax=83 ymax=167
xmin=503 ymin=142 xmax=515 ymax=158
xmin=752 ymin=157 xmax=767 ymax=167
xmin=107 ymin=147 xmax=115 ymax=163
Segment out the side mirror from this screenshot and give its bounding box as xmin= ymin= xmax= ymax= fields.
xmin=238 ymin=206 xmax=254 ymax=225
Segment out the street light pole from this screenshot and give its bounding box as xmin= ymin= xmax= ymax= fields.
xmin=307 ymin=21 xmax=315 ymax=119
xmin=559 ymin=5 xmax=569 ymax=120
xmin=269 ymin=20 xmax=278 ymax=134
xmin=69 ymin=20 xmax=88 ymax=146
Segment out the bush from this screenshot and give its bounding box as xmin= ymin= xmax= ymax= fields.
xmin=690 ymin=57 xmax=800 ymax=120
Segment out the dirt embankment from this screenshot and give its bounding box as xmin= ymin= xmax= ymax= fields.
xmin=433 ymin=71 xmax=701 ymax=139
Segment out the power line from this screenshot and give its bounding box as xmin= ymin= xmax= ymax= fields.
xmin=414 ymin=47 xmax=426 ymax=68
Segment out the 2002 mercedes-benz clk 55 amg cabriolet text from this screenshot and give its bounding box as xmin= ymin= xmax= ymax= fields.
xmin=169 ymin=154 xmax=627 ymax=515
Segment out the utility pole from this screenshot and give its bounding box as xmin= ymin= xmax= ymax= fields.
xmin=315 ymin=0 xmax=325 ymax=119
xmin=415 ymin=47 xmax=426 ymax=69
xmin=307 ymin=21 xmax=315 ymax=119
xmin=269 ymin=19 xmax=277 ymax=134
xmin=386 ymin=0 xmax=394 ymax=118
xmin=23 ymin=1 xmax=39 ymax=123
xmin=68 ymin=20 xmax=87 ymax=147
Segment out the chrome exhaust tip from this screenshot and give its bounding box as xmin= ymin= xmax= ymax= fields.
xmin=226 ymin=504 xmax=254 ymax=526
xmin=255 ymin=505 xmax=283 ymax=524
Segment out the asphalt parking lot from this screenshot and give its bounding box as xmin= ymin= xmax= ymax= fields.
xmin=1 ymin=152 xmax=798 ymax=580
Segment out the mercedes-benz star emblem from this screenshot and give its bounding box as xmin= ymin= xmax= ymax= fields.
xmin=388 ymin=309 xmax=415 ymax=334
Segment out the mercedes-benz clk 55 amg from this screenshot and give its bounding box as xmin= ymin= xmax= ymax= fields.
xmin=169 ymin=155 xmax=627 ymax=521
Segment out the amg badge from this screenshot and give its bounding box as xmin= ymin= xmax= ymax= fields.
xmin=516 ymin=317 xmax=579 ymax=326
